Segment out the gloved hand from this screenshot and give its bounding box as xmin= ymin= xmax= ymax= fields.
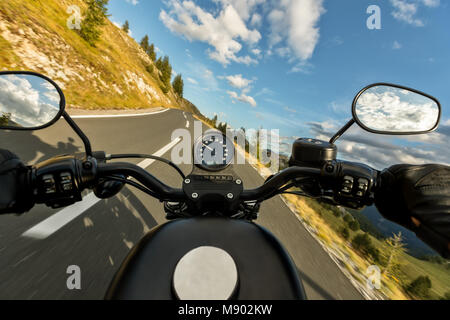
xmin=0 ymin=149 xmax=34 ymax=214
xmin=375 ymin=164 xmax=450 ymax=259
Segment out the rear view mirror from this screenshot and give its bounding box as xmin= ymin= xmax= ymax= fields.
xmin=0 ymin=71 xmax=65 ymax=130
xmin=352 ymin=83 xmax=441 ymax=135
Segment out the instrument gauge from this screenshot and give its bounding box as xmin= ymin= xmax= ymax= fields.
xmin=193 ymin=130 xmax=234 ymax=172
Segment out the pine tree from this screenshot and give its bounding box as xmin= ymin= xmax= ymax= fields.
xmin=218 ymin=122 xmax=228 ymax=134
xmin=162 ymin=56 xmax=172 ymax=83
xmin=140 ymin=35 xmax=149 ymax=52
xmin=157 ymin=55 xmax=172 ymax=93
xmin=155 ymin=57 xmax=164 ymax=71
xmin=382 ymin=232 xmax=406 ymax=276
xmin=79 ymin=0 xmax=109 ymax=47
xmin=212 ymin=115 xmax=218 ymax=128
xmin=148 ymin=43 xmax=156 ymax=61
xmin=172 ymin=74 xmax=184 ymax=98
xmin=122 ymin=20 xmax=130 ymax=33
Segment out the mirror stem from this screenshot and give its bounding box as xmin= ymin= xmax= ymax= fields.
xmin=63 ymin=112 xmax=93 ymax=157
xmin=329 ymin=119 xmax=355 ymax=144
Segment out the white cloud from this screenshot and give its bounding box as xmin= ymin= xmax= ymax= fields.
xmin=391 ymin=0 xmax=426 ymax=27
xmin=221 ymin=74 xmax=257 ymax=106
xmin=214 ymin=0 xmax=264 ymax=21
xmin=422 ymin=0 xmax=440 ymax=7
xmin=187 ymin=77 xmax=198 ymax=85
xmin=41 ymin=82 xmax=60 ymax=103
xmin=284 ymin=106 xmax=297 ymax=113
xmin=250 ymin=13 xmax=262 ymax=27
xmin=225 ymin=74 xmax=253 ymax=89
xmin=160 ymin=0 xmax=261 ymax=66
xmin=392 ymin=40 xmax=402 ymax=49
xmin=268 ymin=0 xmax=325 ymax=62
xmin=185 ymin=63 xmax=220 ymax=92
xmin=125 ymin=0 xmax=139 ymax=5
xmin=289 ymin=60 xmax=314 ymax=74
xmin=254 ymin=87 xmax=274 ymax=97
xmin=227 ymin=90 xmax=257 ymax=107
xmin=251 ymin=48 xmax=261 ymax=56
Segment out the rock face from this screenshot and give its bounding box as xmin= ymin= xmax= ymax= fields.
xmin=0 ymin=0 xmax=184 ymax=110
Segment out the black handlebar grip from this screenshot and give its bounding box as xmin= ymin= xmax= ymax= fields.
xmin=0 ymin=149 xmax=34 ymax=214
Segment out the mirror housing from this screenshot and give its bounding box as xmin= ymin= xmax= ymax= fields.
xmin=0 ymin=71 xmax=65 ymax=130
xmin=352 ymin=83 xmax=441 ymax=135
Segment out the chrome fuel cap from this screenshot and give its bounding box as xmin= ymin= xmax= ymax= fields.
xmin=173 ymin=246 xmax=238 ymax=300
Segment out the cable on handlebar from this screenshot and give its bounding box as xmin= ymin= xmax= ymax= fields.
xmin=240 ymin=166 xmax=322 ymax=201
xmin=102 ymin=175 xmax=161 ymax=199
xmin=258 ymin=177 xmax=314 ymax=201
xmin=107 ymin=154 xmax=186 ymax=180
xmin=97 ymin=162 xmax=186 ymax=201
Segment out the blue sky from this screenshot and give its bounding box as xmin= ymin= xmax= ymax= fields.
xmin=107 ymin=0 xmax=450 ymax=169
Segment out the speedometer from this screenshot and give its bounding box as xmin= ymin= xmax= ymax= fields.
xmin=193 ymin=130 xmax=235 ymax=172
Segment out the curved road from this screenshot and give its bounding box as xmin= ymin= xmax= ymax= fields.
xmin=0 ymin=108 xmax=363 ymax=300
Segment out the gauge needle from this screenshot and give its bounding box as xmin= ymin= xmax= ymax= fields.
xmin=203 ymin=143 xmax=214 ymax=151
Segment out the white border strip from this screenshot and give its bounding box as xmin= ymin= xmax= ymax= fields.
xmin=70 ymin=108 xmax=169 ymax=119
xmin=22 ymin=137 xmax=181 ymax=240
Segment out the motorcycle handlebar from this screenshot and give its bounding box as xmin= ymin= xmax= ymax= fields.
xmin=31 ymin=156 xmax=378 ymax=210
xmin=97 ymin=163 xmax=324 ymax=201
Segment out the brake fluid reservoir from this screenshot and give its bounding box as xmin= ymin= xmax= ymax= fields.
xmin=289 ymin=138 xmax=337 ymax=168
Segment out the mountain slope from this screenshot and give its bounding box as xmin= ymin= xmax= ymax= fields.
xmin=0 ymin=0 xmax=192 ymax=112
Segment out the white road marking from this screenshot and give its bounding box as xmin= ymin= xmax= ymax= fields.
xmin=71 ymin=108 xmax=169 ymax=119
xmin=21 ymin=137 xmax=182 ymax=240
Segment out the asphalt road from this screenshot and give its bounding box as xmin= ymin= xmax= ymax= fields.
xmin=0 ymin=108 xmax=363 ymax=300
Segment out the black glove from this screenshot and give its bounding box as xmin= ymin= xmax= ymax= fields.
xmin=0 ymin=149 xmax=34 ymax=214
xmin=375 ymin=164 xmax=450 ymax=259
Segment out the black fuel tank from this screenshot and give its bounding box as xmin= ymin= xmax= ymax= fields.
xmin=105 ymin=217 xmax=306 ymax=300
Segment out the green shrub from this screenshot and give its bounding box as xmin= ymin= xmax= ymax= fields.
xmin=145 ymin=64 xmax=153 ymax=74
xmin=406 ymin=275 xmax=432 ymax=299
xmin=352 ymin=233 xmax=380 ymax=262
xmin=332 ymin=209 xmax=341 ymax=217
xmin=348 ymin=219 xmax=360 ymax=231
xmin=343 ymin=214 xmax=353 ymax=223
xmin=340 ymin=227 xmax=350 ymax=240
xmin=440 ymin=291 xmax=450 ymax=300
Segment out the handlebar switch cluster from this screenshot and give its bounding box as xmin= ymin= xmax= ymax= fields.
xmin=32 ymin=156 xmax=83 ymax=209
xmin=321 ymin=160 xmax=378 ymax=209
